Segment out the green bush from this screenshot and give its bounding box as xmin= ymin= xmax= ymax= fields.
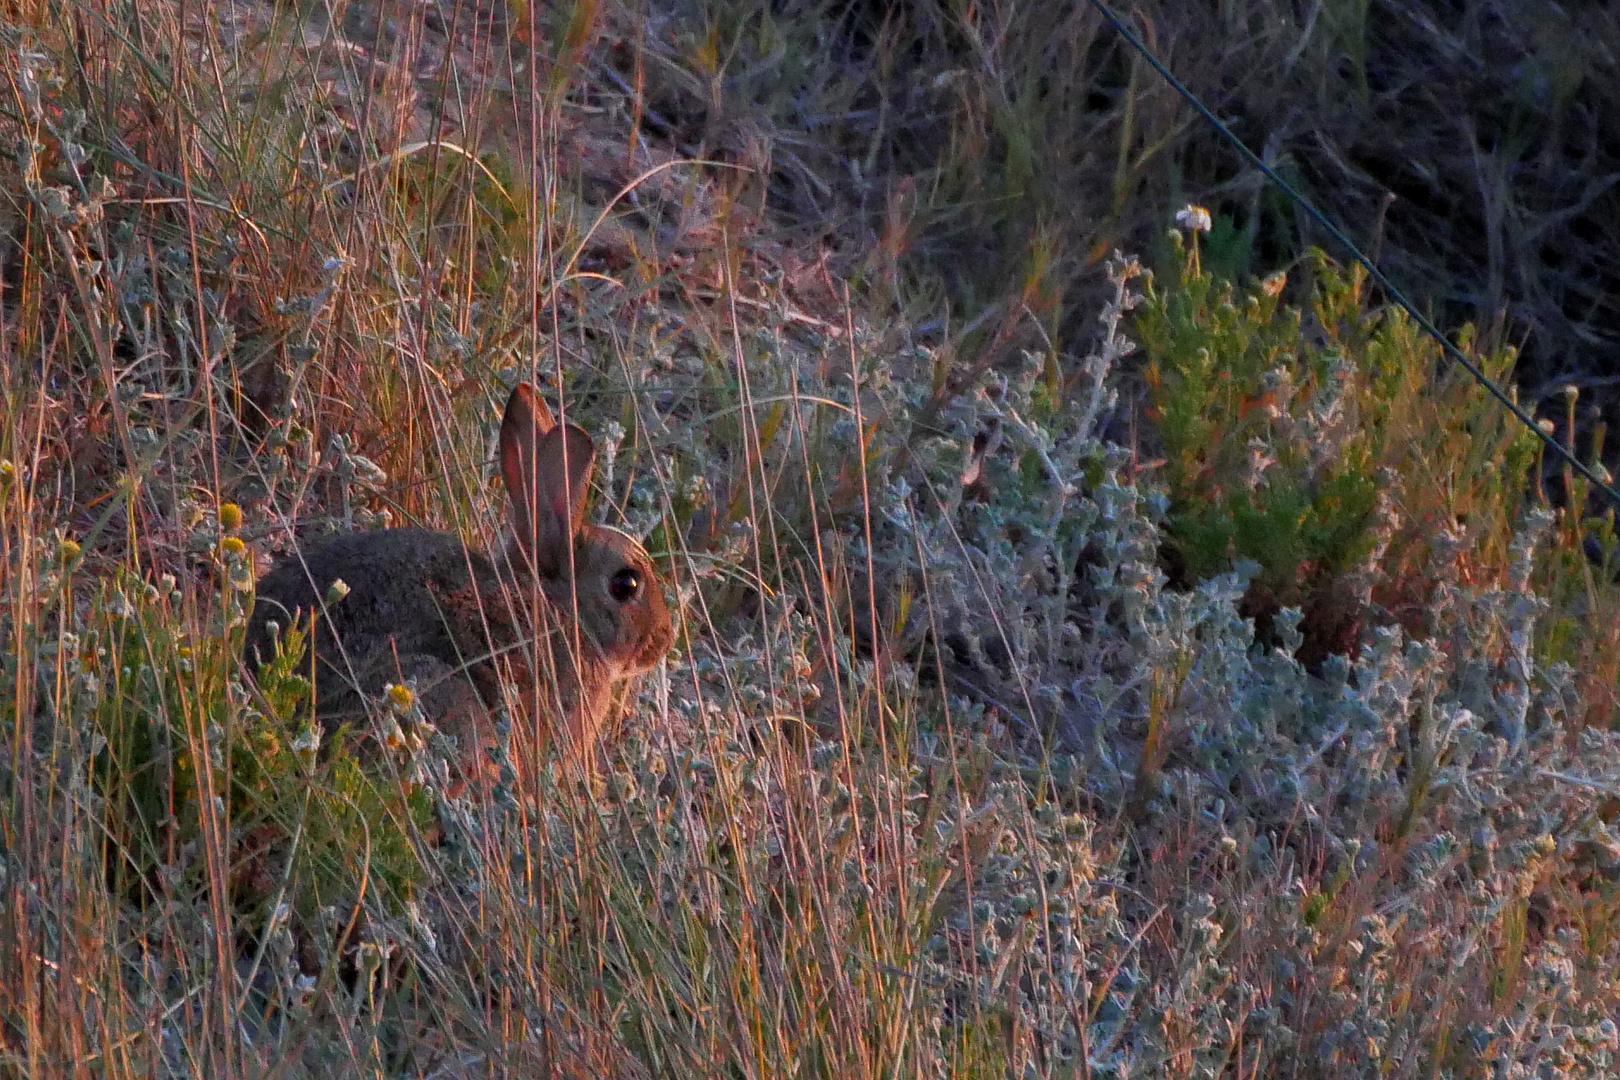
xmin=1137 ymin=221 xmax=1543 ymax=664
xmin=80 ymin=537 xmax=432 ymax=932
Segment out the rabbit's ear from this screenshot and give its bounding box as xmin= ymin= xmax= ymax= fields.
xmin=501 ymin=385 xmax=594 ymax=573
xmin=502 ymin=382 xmax=556 ymax=438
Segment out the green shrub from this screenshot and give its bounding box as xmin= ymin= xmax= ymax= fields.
xmin=78 ymin=537 xmax=432 ymax=932
xmin=1137 ymin=220 xmax=1543 ymax=665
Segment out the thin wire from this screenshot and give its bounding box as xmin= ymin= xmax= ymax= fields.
xmin=1089 ymin=0 xmax=1620 ymax=508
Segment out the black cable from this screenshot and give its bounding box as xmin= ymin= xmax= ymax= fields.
xmin=1088 ymin=0 xmax=1620 ymax=509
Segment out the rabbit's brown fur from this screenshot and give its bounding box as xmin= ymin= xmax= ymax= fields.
xmin=244 ymin=384 xmax=673 ymax=775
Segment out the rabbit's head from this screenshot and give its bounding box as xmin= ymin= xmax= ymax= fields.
xmin=497 ymin=383 xmax=674 ymax=683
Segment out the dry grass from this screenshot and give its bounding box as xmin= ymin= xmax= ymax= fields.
xmin=3 ymin=0 xmax=1620 ymax=1078
xmin=623 ymin=0 xmax=1620 ymax=476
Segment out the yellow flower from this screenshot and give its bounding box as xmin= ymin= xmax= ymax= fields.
xmin=386 ymin=683 xmax=416 ymax=712
xmin=218 ymin=502 xmax=243 ymax=531
xmin=220 ymin=535 xmax=247 ymax=559
xmin=58 ymin=537 xmax=81 ymax=562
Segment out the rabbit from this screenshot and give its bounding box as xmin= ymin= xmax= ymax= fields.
xmin=244 ymin=383 xmax=674 ymax=778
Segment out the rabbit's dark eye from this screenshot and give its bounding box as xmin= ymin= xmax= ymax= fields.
xmin=609 ymin=567 xmax=642 ymax=603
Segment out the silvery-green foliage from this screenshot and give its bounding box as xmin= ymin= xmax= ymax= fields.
xmin=794 ymin=250 xmax=1620 ymax=1076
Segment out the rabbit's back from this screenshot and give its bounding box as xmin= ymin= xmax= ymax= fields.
xmin=245 ymin=527 xmax=514 ymax=722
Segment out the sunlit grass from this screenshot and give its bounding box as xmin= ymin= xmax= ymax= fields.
xmin=2 ymin=1 xmax=1620 ymax=1078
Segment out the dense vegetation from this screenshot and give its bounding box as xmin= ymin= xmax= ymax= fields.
xmin=2 ymin=1 xmax=1618 ymax=1076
